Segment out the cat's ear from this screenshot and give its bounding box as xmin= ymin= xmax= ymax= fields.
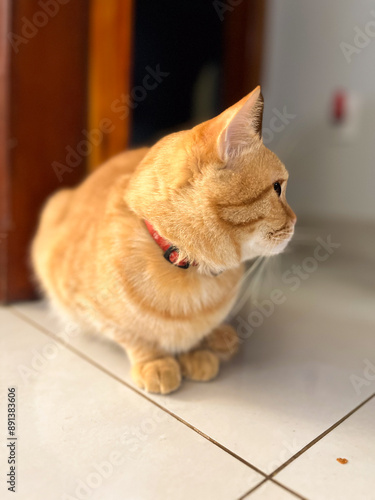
xmin=217 ymin=86 xmax=264 ymax=161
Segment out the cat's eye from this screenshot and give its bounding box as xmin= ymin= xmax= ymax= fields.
xmin=273 ymin=182 xmax=282 ymax=197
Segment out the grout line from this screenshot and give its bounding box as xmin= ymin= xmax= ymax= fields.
xmin=237 ymin=478 xmax=267 ymax=500
xmin=270 ymin=392 xmax=375 ymax=478
xmin=270 ymin=479 xmax=309 ymax=499
xmin=237 ymin=478 xmax=307 ymax=500
xmin=10 ymin=306 xmax=267 ymax=479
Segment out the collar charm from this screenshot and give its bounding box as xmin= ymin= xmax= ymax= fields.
xmin=144 ymin=220 xmax=196 ymax=269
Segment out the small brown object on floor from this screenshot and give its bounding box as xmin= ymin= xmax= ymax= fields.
xmin=336 ymin=458 xmax=348 ymax=464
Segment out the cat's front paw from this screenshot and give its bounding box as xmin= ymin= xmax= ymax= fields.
xmin=178 ymin=350 xmax=219 ymax=382
xmin=131 ymin=357 xmax=181 ymax=394
xmin=203 ymin=324 xmax=239 ymax=361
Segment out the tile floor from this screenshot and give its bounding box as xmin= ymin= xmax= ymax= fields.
xmin=1 ymin=236 xmax=375 ymax=500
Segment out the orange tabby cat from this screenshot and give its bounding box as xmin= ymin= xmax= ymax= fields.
xmin=32 ymin=86 xmax=296 ymax=394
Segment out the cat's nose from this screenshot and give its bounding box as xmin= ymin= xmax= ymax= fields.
xmin=287 ymin=206 xmax=297 ymax=225
xmin=290 ymin=211 xmax=297 ymax=225
xmin=284 ymin=204 xmax=297 ymax=225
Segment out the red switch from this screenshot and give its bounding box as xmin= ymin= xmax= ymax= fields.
xmin=333 ymin=90 xmax=346 ymax=123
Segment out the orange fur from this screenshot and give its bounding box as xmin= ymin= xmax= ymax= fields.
xmin=32 ymin=87 xmax=296 ymax=394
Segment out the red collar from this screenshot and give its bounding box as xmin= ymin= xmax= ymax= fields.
xmin=144 ymin=220 xmax=197 ymax=269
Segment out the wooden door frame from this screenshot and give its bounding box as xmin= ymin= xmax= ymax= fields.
xmin=223 ymin=0 xmax=267 ymax=107
xmin=0 ymin=0 xmax=12 ymax=301
xmin=88 ymin=0 xmax=133 ymax=171
xmin=0 ymin=0 xmax=90 ymax=302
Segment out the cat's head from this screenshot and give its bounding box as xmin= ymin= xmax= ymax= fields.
xmin=126 ymin=86 xmax=296 ymax=275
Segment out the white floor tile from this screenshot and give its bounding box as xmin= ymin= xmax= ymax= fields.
xmin=1 ymin=308 xmax=263 ymax=500
xmin=276 ymin=397 xmax=375 ymax=500
xmin=13 ymin=251 xmax=375 ymax=479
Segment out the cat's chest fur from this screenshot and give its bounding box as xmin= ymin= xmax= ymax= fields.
xmin=96 ymin=217 xmax=244 ymax=351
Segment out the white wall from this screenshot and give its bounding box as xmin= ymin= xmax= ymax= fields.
xmin=262 ymin=0 xmax=375 ymax=222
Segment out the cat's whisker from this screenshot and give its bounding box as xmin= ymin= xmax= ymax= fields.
xmin=241 ymin=256 xmax=264 ymax=283
xmin=229 ymin=256 xmax=265 ymax=317
xmin=289 ymin=240 xmax=317 ymax=246
xmin=248 ymin=256 xmax=269 ymax=304
xmin=271 ymin=235 xmax=293 ymax=243
xmin=230 ymin=255 xmax=272 ymax=318
xmin=236 ymin=256 xmax=263 ymax=291
xmin=271 ymin=231 xmax=294 ymax=240
xmin=271 ymin=233 xmax=292 ymax=239
xmin=274 ymin=229 xmax=294 ymax=236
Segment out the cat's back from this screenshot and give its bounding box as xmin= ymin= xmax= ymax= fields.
xmin=32 ymin=147 xmax=149 ymax=294
xmin=39 ymin=147 xmax=148 ymax=229
xmin=71 ymin=147 xmax=149 ymax=214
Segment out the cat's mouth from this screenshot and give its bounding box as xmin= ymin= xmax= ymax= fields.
xmin=264 ymin=226 xmax=295 ymax=255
